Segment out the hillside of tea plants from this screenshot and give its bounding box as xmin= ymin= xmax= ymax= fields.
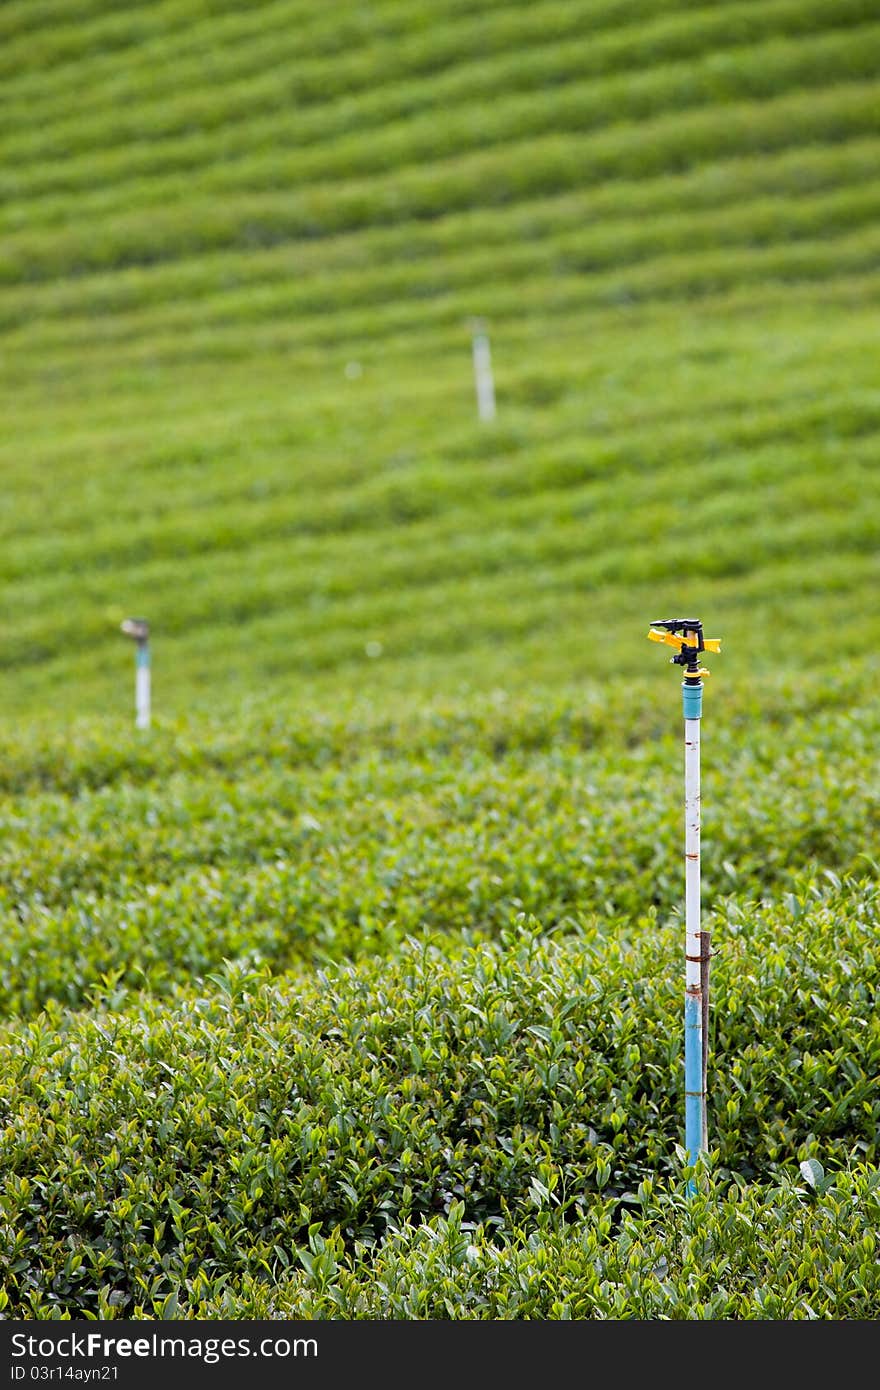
xmin=1 ymin=0 xmax=879 ymax=1320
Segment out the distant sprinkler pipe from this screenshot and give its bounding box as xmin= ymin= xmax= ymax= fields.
xmin=469 ymin=317 xmax=496 ymax=422
xmin=647 ymin=617 xmax=722 ymax=1190
xmin=120 ymin=617 xmax=151 ymax=729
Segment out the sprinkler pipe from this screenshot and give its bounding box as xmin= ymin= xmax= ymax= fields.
xmin=647 ymin=618 xmax=722 ymax=1188
xmin=120 ymin=617 xmax=151 ymax=729
xmin=468 ymin=317 xmax=496 ymax=422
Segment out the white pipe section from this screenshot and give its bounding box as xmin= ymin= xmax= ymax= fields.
xmin=472 ymin=331 xmax=496 ymax=422
xmin=685 ymin=716 xmax=701 ymax=993
xmin=136 ymin=656 xmax=151 ymax=730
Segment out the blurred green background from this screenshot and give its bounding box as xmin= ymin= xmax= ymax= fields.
xmin=2 ymin=0 xmax=878 ymax=728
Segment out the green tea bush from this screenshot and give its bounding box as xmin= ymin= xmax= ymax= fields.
xmin=9 ymin=17 xmax=880 ymax=217
xmin=212 ymin=1168 xmax=880 ymax=1319
xmin=3 ymin=77 xmax=878 ymax=280
xmin=0 ymin=686 xmax=877 ymax=1016
xmin=1 ymin=884 xmax=876 ymax=1316
xmin=5 ymin=138 xmax=878 ymax=335
xmin=10 ymin=0 xmax=865 ymax=155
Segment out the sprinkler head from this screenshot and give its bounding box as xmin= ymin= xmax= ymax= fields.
xmin=647 ymin=619 xmax=721 ymax=678
xmin=120 ymin=617 xmax=150 ymax=643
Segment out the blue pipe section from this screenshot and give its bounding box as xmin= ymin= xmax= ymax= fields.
xmin=682 ymin=680 xmax=702 ymax=720
xmin=684 ymin=991 xmax=703 ymax=1190
xmin=136 ymin=642 xmax=150 ymax=669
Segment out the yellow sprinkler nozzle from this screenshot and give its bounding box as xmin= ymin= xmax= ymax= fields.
xmin=648 ymin=628 xmax=687 ymax=650
xmin=647 ymin=628 xmax=721 ymax=653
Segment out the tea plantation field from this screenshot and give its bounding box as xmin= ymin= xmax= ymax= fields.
xmin=1 ymin=0 xmax=879 ymax=1320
